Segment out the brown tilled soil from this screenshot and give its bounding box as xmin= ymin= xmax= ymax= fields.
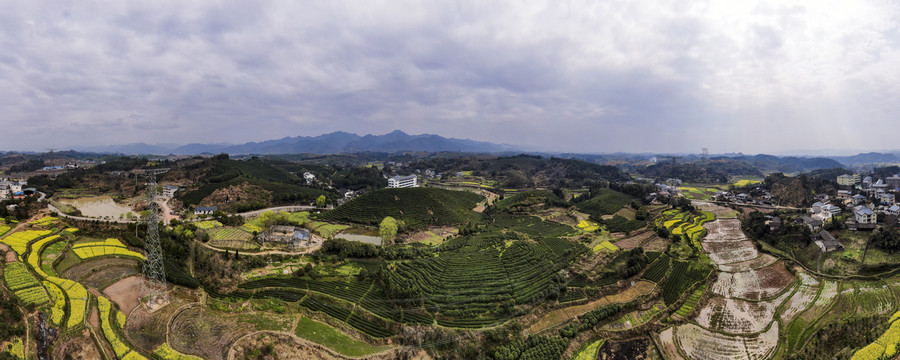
xmin=64 ymin=258 xmax=140 ymax=281
xmin=597 ymin=338 xmax=652 ymax=360
xmin=68 ymin=261 xmax=140 ymax=289
xmin=614 ymin=231 xmax=655 ymax=250
xmin=4 ymin=249 xmax=16 ymax=263
xmin=402 ymin=226 xmax=456 ymax=244
xmin=169 ymin=306 xmax=254 ymax=360
xmin=231 ymin=332 xmax=424 ymax=360
xmin=88 ymin=302 xmax=100 ymax=329
xmin=102 ymin=275 xmax=142 ymax=315
xmin=200 ymin=182 xmax=273 ymax=213
xmin=641 ymin=236 xmax=669 ymax=252
xmin=126 ymin=300 xmax=187 ymax=352
xmin=232 ymin=332 xmax=343 ymax=360
xmin=52 ymin=331 xmax=101 ymax=360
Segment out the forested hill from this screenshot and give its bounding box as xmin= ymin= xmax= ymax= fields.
xmin=640 ymin=159 xmax=762 ymax=183
xmin=407 ymin=155 xmax=630 ymax=188
xmin=638 ymin=155 xmax=844 ymax=183
xmin=171 ymin=155 xmax=331 ymax=211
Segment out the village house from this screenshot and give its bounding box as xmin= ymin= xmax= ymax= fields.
xmin=837 ymin=190 xmax=852 ymax=201
xmin=887 ymin=175 xmax=900 ymax=190
xmin=799 ymin=216 xmax=824 ymax=231
xmin=888 ymin=205 xmax=900 ymax=216
xmin=851 ymin=205 xmax=877 ymax=231
xmin=303 ymin=172 xmax=315 ymax=185
xmin=822 ymin=204 xmax=841 ymax=216
xmin=767 ymin=216 xmax=783 ymax=231
xmin=811 ymin=202 xmax=825 ymax=214
xmin=162 ymin=185 xmax=179 ymax=198
xmin=812 ymin=230 xmax=844 ymax=253
xmin=259 ymin=225 xmax=312 ymax=248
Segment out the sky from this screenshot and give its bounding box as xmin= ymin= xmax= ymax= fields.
xmin=1 ymin=0 xmax=899 ymax=154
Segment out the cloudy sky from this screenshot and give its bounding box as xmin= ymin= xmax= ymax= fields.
xmin=2 ymin=0 xmax=899 ymax=154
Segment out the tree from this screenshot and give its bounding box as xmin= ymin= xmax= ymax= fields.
xmin=316 ymin=195 xmax=326 ymax=208
xmin=380 ymin=216 xmax=399 ymax=245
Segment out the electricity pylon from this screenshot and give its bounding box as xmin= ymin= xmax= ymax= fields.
xmin=140 ymin=168 xmax=169 ymax=310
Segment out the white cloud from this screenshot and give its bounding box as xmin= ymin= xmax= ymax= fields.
xmin=0 ymin=0 xmax=898 ymax=154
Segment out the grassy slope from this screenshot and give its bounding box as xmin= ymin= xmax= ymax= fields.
xmin=575 ymin=189 xmax=637 ymax=219
xmin=294 ymin=317 xmax=391 ymax=357
xmin=179 ymin=159 xmax=328 ymax=206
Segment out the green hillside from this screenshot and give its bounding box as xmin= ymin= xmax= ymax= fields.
xmin=177 ymin=156 xmax=329 ymax=208
xmin=575 ymin=188 xmax=637 ymax=218
xmin=493 ymin=190 xmax=566 ymax=212
xmin=321 ymin=187 xmax=483 ymax=228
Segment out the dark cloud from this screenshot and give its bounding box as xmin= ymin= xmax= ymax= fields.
xmin=0 ymin=1 xmax=899 ymax=154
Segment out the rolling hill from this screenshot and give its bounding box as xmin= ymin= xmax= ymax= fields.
xmin=320 ymin=187 xmax=484 ymax=228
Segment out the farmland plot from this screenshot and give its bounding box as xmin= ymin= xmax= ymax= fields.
xmin=717 ymin=254 xmax=778 ymax=273
xmin=710 ymin=262 xmax=793 ymax=300
xmin=703 ymin=240 xmax=759 ymax=265
xmin=676 ymin=323 xmax=778 ymax=360
xmin=703 ymin=219 xmax=748 ymax=242
xmin=780 ymin=280 xmax=819 ymax=322
xmin=657 ymin=327 xmax=686 ymax=360
xmin=799 ymin=280 xmax=838 ymax=322
xmin=855 ymin=281 xmax=895 ymax=316
xmin=694 ymin=297 xmax=781 ymax=334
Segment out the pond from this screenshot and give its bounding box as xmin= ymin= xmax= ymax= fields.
xmin=61 ymin=196 xmax=134 ymax=218
xmin=335 ymin=233 xmax=382 ymax=246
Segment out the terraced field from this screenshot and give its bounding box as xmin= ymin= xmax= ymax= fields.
xmin=669 ymin=202 xmax=794 ymax=359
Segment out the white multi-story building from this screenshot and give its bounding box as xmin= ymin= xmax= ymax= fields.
xmin=837 ymin=174 xmax=860 ymax=186
xmin=855 ymin=205 xmax=876 ymax=224
xmin=387 ymin=175 xmax=418 ymax=188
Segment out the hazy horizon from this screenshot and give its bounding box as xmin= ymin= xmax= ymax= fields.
xmin=2 ymin=1 xmax=899 ymax=154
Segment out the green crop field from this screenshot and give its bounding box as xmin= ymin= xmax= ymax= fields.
xmin=575 ymin=188 xmax=637 ymax=219
xmin=641 ymin=254 xmax=671 ymax=283
xmin=493 ymin=190 xmax=563 ymax=212
xmin=659 ymin=260 xmax=711 ymax=305
xmin=294 ymin=316 xmax=392 ymax=356
xmin=207 ymin=227 xmax=253 ymax=241
xmin=238 ymin=214 xmax=586 ymax=331
xmin=675 ymin=285 xmax=706 ymax=317
xmin=321 ymin=187 xmax=483 ymax=228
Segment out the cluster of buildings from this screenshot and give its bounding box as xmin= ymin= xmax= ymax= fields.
xmin=39 ymin=162 xmax=79 ymax=172
xmin=0 ymin=179 xmax=36 ymax=200
xmin=715 ymin=189 xmax=775 ymax=206
xmin=258 ymin=225 xmax=315 ymax=249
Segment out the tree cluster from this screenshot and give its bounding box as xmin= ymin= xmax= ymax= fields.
xmin=321 ymin=238 xmax=379 ymax=258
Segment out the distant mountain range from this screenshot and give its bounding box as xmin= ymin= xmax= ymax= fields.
xmin=826 ymin=152 xmax=900 ymax=166
xmin=77 ymin=130 xmax=522 ymax=155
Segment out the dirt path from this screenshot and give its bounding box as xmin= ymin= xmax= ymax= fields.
xmin=155 ymin=199 xmax=178 ymax=224
xmin=529 ymin=281 xmax=656 ymax=334
xmin=198 ymin=240 xmax=319 ymax=256
xmin=226 ymin=330 xmax=399 ymax=360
